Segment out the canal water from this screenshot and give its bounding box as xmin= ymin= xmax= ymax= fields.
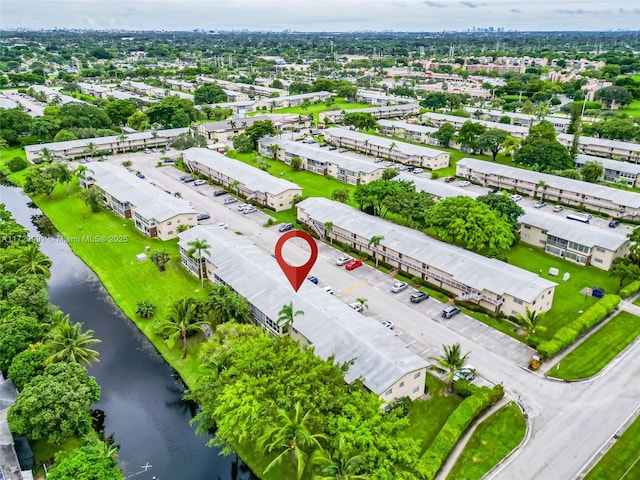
xmin=1 ymin=185 xmax=257 ymax=480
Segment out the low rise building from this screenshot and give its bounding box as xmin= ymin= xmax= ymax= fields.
xmin=197 ymin=76 xmax=288 ymax=98
xmin=77 ymin=82 xmax=113 ymax=98
xmin=193 ymin=114 xmax=309 ymax=142
xmin=355 ymin=90 xmax=415 ymax=106
xmin=319 ymin=103 xmax=420 ymax=124
xmin=558 ymin=134 xmax=640 ymax=164
xmin=24 ymin=128 xmax=188 ymax=162
xmin=258 ymin=137 xmax=387 ymax=185
xmin=323 ymin=128 xmax=450 ymax=170
xmin=464 ymin=108 xmax=571 ymax=133
xmin=378 ymin=119 xmax=439 ymax=144
xmin=394 ymin=173 xmax=481 ymax=200
xmin=264 ymin=91 xmax=331 ymax=109
xmin=297 ymin=197 xmax=557 ymax=317
xmin=177 ymin=226 xmax=428 ymax=401
xmin=519 ymin=210 xmax=630 ymax=270
xmin=183 ymin=148 xmax=302 ymax=211
xmin=81 ymin=163 xmax=197 ymax=240
xmin=456 ymin=158 xmax=640 ymax=220
xmin=574 ymin=154 xmax=640 ymax=187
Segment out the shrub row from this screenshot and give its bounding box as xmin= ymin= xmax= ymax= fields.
xmin=620 ymin=280 xmax=640 ymax=299
xmin=420 ymin=383 xmax=504 ymax=479
xmin=537 ymin=295 xmax=621 ymax=359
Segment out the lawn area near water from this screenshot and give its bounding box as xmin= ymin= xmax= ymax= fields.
xmin=30 ymin=181 xmax=208 ymax=387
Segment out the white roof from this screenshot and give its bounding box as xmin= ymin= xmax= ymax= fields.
xmin=395 ymin=173 xmax=481 ymax=199
xmin=259 ymin=137 xmax=385 ymax=174
xmin=324 ymin=103 xmax=419 ymax=117
xmin=520 ymin=210 xmax=629 ymax=251
xmin=198 ymin=114 xmax=301 ymax=132
xmin=559 ymin=133 xmax=640 ymax=155
xmin=575 ymin=154 xmax=640 ymax=176
xmin=457 ymin=158 xmax=640 ymax=208
xmin=177 ymin=226 xmax=427 ymax=394
xmin=88 ymin=163 xmax=196 ymax=222
xmin=183 ymin=148 xmax=301 ymax=196
xmin=378 ymin=119 xmax=438 ymax=134
xmin=325 ymin=127 xmax=448 ymax=159
xmin=297 ymin=197 xmax=556 ymax=302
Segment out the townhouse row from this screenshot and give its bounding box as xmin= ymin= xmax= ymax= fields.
xmin=177 ymin=226 xmax=428 ymax=402
xmin=192 ymin=114 xmax=310 ymax=142
xmin=318 ymin=103 xmax=420 ymax=124
xmin=80 ymin=163 xmax=197 ymax=240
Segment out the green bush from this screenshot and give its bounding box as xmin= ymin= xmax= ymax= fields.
xmin=537 ymin=295 xmax=620 ymax=358
xmin=620 ymin=280 xmax=640 ymax=299
xmin=7 ymin=156 xmax=28 ymax=172
xmin=420 ymin=383 xmax=503 ymax=479
xmin=430 ymin=171 xmax=440 ymax=180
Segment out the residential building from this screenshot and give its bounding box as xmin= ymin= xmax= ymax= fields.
xmin=519 ymin=211 xmax=630 ymax=270
xmin=263 ymin=91 xmax=331 ymax=109
xmin=378 ymin=120 xmax=439 ymax=144
xmin=323 ymin=128 xmax=450 ymax=169
xmin=165 ymin=79 xmax=197 ymax=92
xmin=24 ymin=128 xmax=188 ymax=162
xmin=197 ymin=77 xmax=288 ymax=98
xmin=77 ymin=82 xmax=113 ymax=98
xmin=416 ymin=82 xmax=491 ymax=99
xmin=297 ymin=198 xmax=557 ymax=317
xmin=574 ymin=154 xmax=640 ymax=187
xmin=464 ymin=108 xmax=571 ymax=133
xmin=456 ymin=158 xmax=640 ymax=220
xmin=193 ymin=114 xmax=309 ymax=142
xmin=28 ymin=85 xmax=78 ymax=105
xmin=81 ymin=163 xmax=197 ymax=240
xmin=200 ymin=100 xmax=257 ymax=114
xmin=177 ymin=226 xmax=428 ymax=402
xmin=183 ymin=148 xmax=302 ymax=211
xmin=394 ymin=173 xmax=481 ymax=200
xmin=258 ymin=137 xmax=387 ymax=185
xmin=120 ymin=80 xmax=166 ymax=99
xmin=355 ymin=90 xmax=416 ymax=106
xmin=319 ymin=103 xmax=420 ymax=124
xmin=422 ymin=112 xmax=530 ymax=139
xmin=557 ymin=134 xmax=640 ymax=163
xmin=1 ymin=374 xmax=27 ymax=480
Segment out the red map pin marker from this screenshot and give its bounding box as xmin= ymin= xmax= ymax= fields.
xmin=274 ymin=230 xmax=318 ymax=292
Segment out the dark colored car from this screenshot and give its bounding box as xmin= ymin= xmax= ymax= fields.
xmin=307 ymin=276 xmax=319 ymax=284
xmin=345 ymin=259 xmax=363 ymax=270
xmin=213 ymin=189 xmax=227 ymax=196
xmin=444 ymin=176 xmax=456 ymax=183
xmin=196 ymin=213 xmax=211 ymax=221
xmin=410 ymin=291 xmax=430 ymax=303
xmin=609 ymin=220 xmax=620 ymax=228
xmin=278 ymin=223 xmax=294 ymax=232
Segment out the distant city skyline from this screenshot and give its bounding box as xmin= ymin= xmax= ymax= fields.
xmin=2 ymin=0 xmax=639 ymax=32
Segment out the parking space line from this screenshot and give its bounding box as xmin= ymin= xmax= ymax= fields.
xmin=342 ymin=282 xmax=365 ymax=293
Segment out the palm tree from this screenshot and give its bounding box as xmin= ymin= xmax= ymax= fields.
xmin=116 ymin=133 xmax=127 ymax=154
xmin=269 ymin=143 xmax=279 ymax=159
xmin=15 ymin=243 xmax=52 ymax=279
xmin=324 ymin=221 xmax=334 ymax=244
xmin=312 ymin=436 xmax=369 ymax=480
xmin=429 ymin=343 xmax=470 ymax=392
xmin=259 ymin=402 xmax=326 ymax=480
xmin=45 ymin=319 xmax=101 ymax=366
xmin=515 ymin=307 xmax=541 ymax=336
xmin=84 ymin=142 xmax=98 ymax=160
xmin=156 ymin=298 xmax=207 ymax=359
xmin=277 ymin=302 xmax=304 ymax=334
xmin=355 ymin=298 xmax=368 ymax=312
xmin=75 ymin=164 xmax=93 ymax=186
xmin=186 ymin=238 xmax=211 ymax=288
xmin=230 ymin=179 xmax=240 ymax=196
xmin=536 ymin=180 xmax=547 ymax=201
xmin=37 ymin=148 xmax=53 ymax=164
xmin=367 ymin=235 xmax=384 ymax=267
xmin=207 ymin=284 xmax=251 ymax=325
xmin=388 ymin=141 xmax=397 ymax=160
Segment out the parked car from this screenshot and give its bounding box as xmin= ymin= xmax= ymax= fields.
xmin=509 ymin=194 xmax=523 ymax=202
xmin=151 ymin=148 xmax=158 ymax=153
xmin=349 ymin=302 xmax=364 ymax=313
xmin=338 ymin=148 xmax=348 ymax=153
xmin=534 ymin=201 xmax=547 ymax=209
xmin=278 ymin=223 xmax=294 ymax=232
xmin=196 ymin=213 xmax=211 ymax=221
xmin=193 ymin=179 xmax=207 ymax=186
xmin=182 ymin=176 xmax=196 ymax=183
xmin=179 ymin=174 xmax=191 ymax=181
xmin=488 ymin=187 xmax=500 ymax=194
xmin=453 ymin=366 xmax=477 ymax=382
xmin=328 ymin=146 xmax=338 ymax=150
xmin=319 ymin=143 xmax=327 ymax=148
xmin=336 ymin=255 xmax=351 ymax=266
xmin=213 ymin=189 xmax=227 ymax=197
xmin=136 ymin=173 xmax=145 ymax=179
xmin=144 ymin=148 xmax=151 ymax=154
xmin=609 ymin=220 xmax=621 ymax=228
xmin=441 ymin=305 xmax=461 ymax=318
xmin=237 ymin=203 xmax=248 ymax=210
xmin=323 ymin=286 xmax=334 ymax=294
xmin=444 ymin=176 xmax=456 ymax=183
xmin=381 ymin=320 xmax=394 ymax=330
xmin=553 ymin=205 xmax=564 ymax=212
xmin=345 ymin=259 xmax=363 ymax=270
xmin=412 ymin=168 xmax=424 ymax=174
xmin=374 ymin=157 xmax=384 ymax=163
xmin=217 ymin=222 xmax=228 ymax=229
xmin=307 ymin=276 xmax=319 ymax=284
xmin=410 ymin=291 xmax=430 ymax=303
xmin=224 ymin=197 xmax=238 ymax=205
xmin=242 ymin=206 xmax=257 ymax=214
xmin=391 ymin=281 xmax=408 ymax=293
xmin=163 ymin=158 xmax=175 ymax=164
xmin=458 ymin=181 xmax=471 ymax=187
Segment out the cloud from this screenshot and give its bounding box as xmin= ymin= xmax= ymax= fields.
xmin=423 ymin=1 xmax=446 ymax=7
xmin=391 ymin=1 xmax=407 ymax=6
xmin=460 ymin=1 xmax=485 ymax=8
xmin=510 ymin=8 xmax=521 ymax=12
xmin=619 ymin=8 xmax=640 ymax=14
xmin=555 ymin=8 xmax=612 ymax=14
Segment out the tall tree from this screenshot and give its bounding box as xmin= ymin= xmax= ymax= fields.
xmin=156 ymin=297 xmax=207 ymax=359
xmin=45 ymin=318 xmax=101 ymax=366
xmin=434 ymin=122 xmax=455 ymax=147
xmin=580 ymin=161 xmax=604 ymax=183
xmin=150 ymin=250 xmax=171 ymax=272
xmin=259 ymin=402 xmax=326 ymax=479
xmin=277 ymin=302 xmax=304 ymax=334
xmin=324 ymin=221 xmax=334 ymax=244
xmin=368 ymin=235 xmax=385 ymax=267
xmin=15 ymin=242 xmax=52 ymax=279
xmin=187 ymin=238 xmax=211 ymax=288
xmin=429 ymin=343 xmax=470 ymax=392
xmin=477 ymin=129 xmax=508 ymax=161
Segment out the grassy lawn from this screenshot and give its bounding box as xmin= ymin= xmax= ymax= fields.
xmin=547 ymin=312 xmax=640 ymax=380
xmin=619 ymin=100 xmax=640 ymax=118
xmin=0 ymin=147 xmax=31 ymax=186
xmin=585 ymin=414 xmax=640 ymax=480
xmin=257 ymin=97 xmax=372 ymax=124
xmin=506 ymin=244 xmax=620 ymax=339
xmin=32 ymin=182 xmax=208 ymax=387
xmin=32 ymin=436 xmax=84 ymax=477
xmin=400 ymin=374 xmax=462 ymax=454
xmin=447 ymin=402 xmax=526 ymax=480
xmin=635 ymin=297 xmax=640 ymax=307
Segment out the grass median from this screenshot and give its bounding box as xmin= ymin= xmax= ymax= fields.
xmin=447 ymin=402 xmax=526 ymax=480
xmin=546 ymin=311 xmax=640 ymax=380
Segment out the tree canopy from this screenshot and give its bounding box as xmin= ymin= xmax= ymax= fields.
xmin=194 ymin=83 xmax=228 ymax=105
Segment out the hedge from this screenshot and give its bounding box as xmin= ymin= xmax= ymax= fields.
xmin=537 ymin=295 xmax=621 ymax=359
xmin=620 ymin=280 xmax=640 ymax=299
xmin=420 ymin=383 xmax=504 ymax=479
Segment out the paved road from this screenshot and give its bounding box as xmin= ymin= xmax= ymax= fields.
xmin=102 ymin=152 xmax=640 ymax=480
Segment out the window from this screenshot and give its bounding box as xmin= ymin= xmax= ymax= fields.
xmin=594 ymin=258 xmax=603 ymax=264
xmin=167 ymin=221 xmax=172 ymax=225
xmin=413 ymin=386 xmax=420 ymax=394
xmin=168 ymin=231 xmax=173 ymax=235
xmin=385 ymin=388 xmax=393 ymax=396
xmin=513 ymin=298 xmax=523 ymax=305
xmin=414 ymin=372 xmax=421 ymax=379
xmin=596 ymin=247 xmax=605 ymax=253
xmin=399 ymin=382 xmax=405 ymax=388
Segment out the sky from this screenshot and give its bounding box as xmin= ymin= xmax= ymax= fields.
xmin=2 ymin=0 xmax=639 ymax=32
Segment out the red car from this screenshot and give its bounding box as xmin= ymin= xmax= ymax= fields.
xmin=345 ymin=259 xmax=363 ymax=270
